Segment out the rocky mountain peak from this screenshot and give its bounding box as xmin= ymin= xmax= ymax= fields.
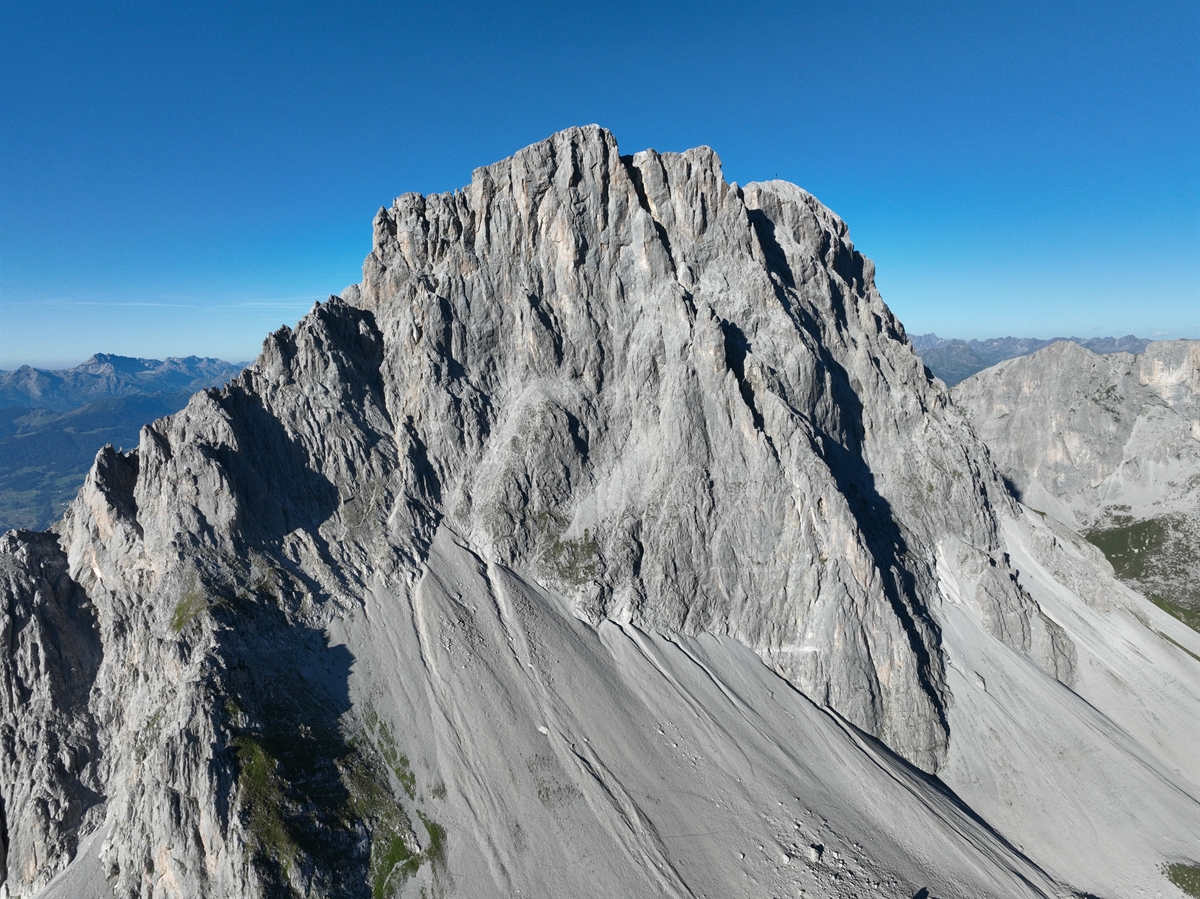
xmin=2 ymin=127 xmax=1192 ymax=899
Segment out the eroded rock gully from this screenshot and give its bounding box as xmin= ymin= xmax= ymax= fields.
xmin=0 ymin=127 xmax=1105 ymax=899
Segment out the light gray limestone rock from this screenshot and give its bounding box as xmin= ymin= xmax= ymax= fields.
xmin=0 ymin=531 xmax=102 ymax=897
xmin=0 ymin=126 xmax=1096 ymax=898
xmin=953 ymin=339 xmax=1200 ymax=609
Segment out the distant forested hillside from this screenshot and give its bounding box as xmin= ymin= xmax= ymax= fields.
xmin=0 ymin=355 xmax=243 ymax=531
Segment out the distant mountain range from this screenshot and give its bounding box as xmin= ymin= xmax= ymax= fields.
xmin=0 ymin=355 xmax=244 ymax=531
xmin=2 ymin=128 xmax=1194 ymax=899
xmin=1 ymin=353 xmax=245 ymax=412
xmin=911 ymin=333 xmax=1150 ymax=386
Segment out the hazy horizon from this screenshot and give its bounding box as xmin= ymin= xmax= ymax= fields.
xmin=4 ymin=328 xmax=1189 ymax=374
xmin=2 ymin=1 xmax=1197 ymax=369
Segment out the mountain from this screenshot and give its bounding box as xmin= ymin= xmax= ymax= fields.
xmin=0 ymin=393 xmax=198 ymax=533
xmin=0 ymin=357 xmax=245 ymax=533
xmin=952 ymin=339 xmax=1200 ymax=619
xmin=0 ymin=354 xmax=245 ymax=413
xmin=2 ymin=127 xmax=1195 ymax=899
xmin=911 ymin=333 xmax=1151 ymax=386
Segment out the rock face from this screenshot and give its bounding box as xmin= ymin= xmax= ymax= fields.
xmin=912 ymin=333 xmax=1151 ymax=386
xmin=1 ymin=127 xmax=1196 ymax=899
xmin=953 ymin=339 xmax=1200 ymax=609
xmin=349 ymin=132 xmax=1037 ymax=768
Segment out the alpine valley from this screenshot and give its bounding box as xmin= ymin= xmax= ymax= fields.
xmin=2 ymin=127 xmax=1196 ymax=899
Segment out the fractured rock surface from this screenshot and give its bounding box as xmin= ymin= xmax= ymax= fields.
xmin=954 ymin=339 xmax=1200 ymax=610
xmin=1 ymin=127 xmax=1196 ymax=899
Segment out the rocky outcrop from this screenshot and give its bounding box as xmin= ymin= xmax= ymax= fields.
xmin=953 ymin=339 xmax=1200 ymax=609
xmin=0 ymin=531 xmax=102 ymax=895
xmin=345 ymin=131 xmax=1062 ymax=766
xmin=0 ymin=356 xmax=245 ymax=534
xmin=0 ymin=127 xmax=1143 ymax=898
xmin=911 ymin=333 xmax=1150 ymax=386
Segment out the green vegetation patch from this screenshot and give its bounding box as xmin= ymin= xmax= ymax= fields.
xmin=170 ymin=586 xmax=208 ymax=632
xmin=1084 ymin=517 xmax=1167 ymax=581
xmin=360 ymin=704 xmax=417 ymax=799
xmin=373 ymin=834 xmax=420 ymax=899
xmin=229 ymin=687 xmax=448 ymax=899
xmin=1092 ymin=383 xmax=1124 ymax=416
xmin=1149 ymin=595 xmax=1200 ymax=635
xmin=369 ymin=810 xmax=447 ymax=899
xmin=1084 ymin=512 xmax=1200 ymax=613
xmin=134 ymin=708 xmax=166 ymax=761
xmin=356 ymin=704 xmax=447 ymax=897
xmin=233 ymin=735 xmax=297 ymax=869
xmin=1165 ymin=862 xmax=1200 ymax=898
xmin=543 ymin=529 xmax=602 ymax=587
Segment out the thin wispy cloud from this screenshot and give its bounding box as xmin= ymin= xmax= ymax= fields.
xmin=3 ymin=300 xmax=189 ymax=308
xmin=2 ymin=296 xmax=324 ymax=308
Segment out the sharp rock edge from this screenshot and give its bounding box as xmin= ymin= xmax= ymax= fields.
xmin=1 ymin=126 xmax=1195 ymax=899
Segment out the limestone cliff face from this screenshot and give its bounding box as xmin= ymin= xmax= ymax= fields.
xmin=0 ymin=127 xmax=1077 ymax=898
xmin=953 ymin=339 xmax=1200 ymax=608
xmin=348 ymin=128 xmax=1057 ymax=758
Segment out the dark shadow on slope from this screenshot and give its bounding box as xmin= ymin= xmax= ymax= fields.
xmin=403 ymin=416 xmax=443 ymax=510
xmin=812 ymin=700 xmax=1070 ymax=899
xmin=0 ymin=531 xmax=106 ymax=879
xmin=212 ymin=388 xmax=341 ymax=545
xmin=207 ymin=302 xmax=400 ymax=579
xmin=748 ymin=206 xmax=950 ymax=744
xmin=1000 ymin=475 xmax=1023 ymax=503
xmin=746 ymin=210 xmax=795 ymax=289
xmin=210 ymin=586 xmax=414 ymax=899
xmin=718 ymin=320 xmax=765 ymax=431
xmin=214 ymin=590 xmax=360 ymax=897
xmin=180 ymin=302 xmax=439 ymax=897
xmin=621 ymin=155 xmax=676 ymax=270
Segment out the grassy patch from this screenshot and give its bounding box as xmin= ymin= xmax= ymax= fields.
xmin=1084 ymin=518 xmax=1166 ymax=581
xmin=170 ymin=586 xmax=208 ymax=632
xmin=1092 ymin=383 xmax=1124 ymax=416
xmin=1154 ymin=630 xmax=1200 ymax=664
xmin=373 ymin=834 xmax=420 ymax=899
xmin=418 ymin=812 xmax=446 ymax=868
xmin=232 ymin=735 xmax=296 ymax=870
xmin=1085 ymin=513 xmax=1200 ymax=613
xmin=1149 ymin=595 xmax=1200 ymax=634
xmin=234 ymin=693 xmax=448 ymax=899
xmin=1165 ymin=862 xmax=1200 ymax=898
xmin=543 ymin=529 xmax=601 ymax=587
xmin=354 ymin=704 xmax=449 ymax=898
xmin=134 ymin=708 xmax=165 ymax=760
xmin=370 ymin=811 xmax=446 ymax=899
xmin=361 ymin=705 xmax=417 ymax=799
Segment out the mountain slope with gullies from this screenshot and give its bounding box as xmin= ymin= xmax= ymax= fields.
xmin=952 ymin=339 xmax=1200 ymax=617
xmin=2 ymin=127 xmax=1196 ymax=899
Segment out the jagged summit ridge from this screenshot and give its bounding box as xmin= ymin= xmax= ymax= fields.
xmin=338 ymin=124 xmax=1062 ymax=765
xmin=2 ymin=126 xmax=1192 ymax=899
xmin=0 ymin=354 xmax=244 ymax=413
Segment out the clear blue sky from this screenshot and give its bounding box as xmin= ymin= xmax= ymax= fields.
xmin=2 ymin=0 xmax=1197 ymax=369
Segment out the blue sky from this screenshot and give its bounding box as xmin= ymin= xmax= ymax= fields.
xmin=2 ymin=0 xmax=1197 ymax=369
